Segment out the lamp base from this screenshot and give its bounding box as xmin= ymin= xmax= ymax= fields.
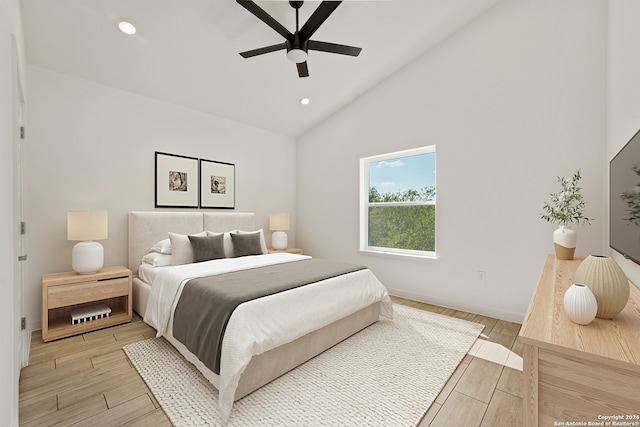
xmin=271 ymin=231 xmax=288 ymax=250
xmin=72 ymin=241 xmax=104 ymax=274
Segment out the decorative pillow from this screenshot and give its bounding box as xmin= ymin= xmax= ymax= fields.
xmin=188 ymin=234 xmax=226 ymax=262
xmin=169 ymin=231 xmax=206 ymax=265
xmin=206 ymin=231 xmax=234 ymax=258
xmin=150 ymin=238 xmax=172 ymax=254
xmin=233 ymin=229 xmax=268 ymax=254
xmin=230 ymin=232 xmax=264 ymax=257
xmin=141 ymin=252 xmax=173 ymax=268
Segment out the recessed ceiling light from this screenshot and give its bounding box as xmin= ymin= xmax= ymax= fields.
xmin=300 ymin=98 xmax=310 ymax=106
xmin=115 ymin=18 xmax=136 ymax=35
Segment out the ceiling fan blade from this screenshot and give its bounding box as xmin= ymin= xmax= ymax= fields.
xmin=297 ymin=61 xmax=309 ymax=78
xmin=308 ymin=40 xmax=361 ymax=57
xmin=239 ymin=43 xmax=286 ymax=58
xmin=236 ymin=0 xmax=292 ymax=39
xmin=298 ymin=1 xmax=342 ymax=41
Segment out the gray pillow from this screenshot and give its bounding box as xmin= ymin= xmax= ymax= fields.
xmin=230 ymin=232 xmax=263 ymax=257
xmin=188 ymin=234 xmax=226 ymax=262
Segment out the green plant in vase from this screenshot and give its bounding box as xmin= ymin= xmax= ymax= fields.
xmin=541 ymin=169 xmax=592 ymax=259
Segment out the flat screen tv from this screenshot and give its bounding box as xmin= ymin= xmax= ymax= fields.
xmin=610 ymin=128 xmax=640 ymax=265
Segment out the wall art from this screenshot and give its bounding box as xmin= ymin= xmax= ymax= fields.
xmin=155 ymin=151 xmax=199 ymax=208
xmin=199 ymin=158 xmax=235 ymax=209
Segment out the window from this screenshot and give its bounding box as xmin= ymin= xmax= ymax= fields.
xmin=360 ymin=146 xmax=436 ymax=258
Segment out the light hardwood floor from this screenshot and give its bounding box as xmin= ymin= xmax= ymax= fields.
xmin=19 ymin=297 xmax=523 ymax=426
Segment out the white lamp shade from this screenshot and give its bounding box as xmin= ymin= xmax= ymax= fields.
xmin=68 ymin=211 xmax=108 ymax=241
xmin=269 ymin=213 xmax=290 ymax=231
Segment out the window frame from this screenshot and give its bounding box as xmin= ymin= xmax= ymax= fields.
xmin=359 ymin=145 xmax=437 ymax=260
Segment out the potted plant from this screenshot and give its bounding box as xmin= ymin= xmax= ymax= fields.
xmin=541 ymin=169 xmax=592 ymax=259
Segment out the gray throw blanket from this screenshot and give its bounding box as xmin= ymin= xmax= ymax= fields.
xmin=172 ymin=258 xmax=366 ymax=374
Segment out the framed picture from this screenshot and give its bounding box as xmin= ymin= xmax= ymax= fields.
xmin=155 ymin=152 xmax=199 ymax=208
xmin=199 ymin=158 xmax=235 ymax=209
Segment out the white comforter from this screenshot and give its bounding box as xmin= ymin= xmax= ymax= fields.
xmin=143 ymin=253 xmax=393 ymax=421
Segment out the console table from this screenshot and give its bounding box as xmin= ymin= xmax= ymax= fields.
xmin=519 ymin=254 xmax=640 ymax=427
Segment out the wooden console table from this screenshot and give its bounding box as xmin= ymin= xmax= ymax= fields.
xmin=519 ymin=254 xmax=640 ymax=427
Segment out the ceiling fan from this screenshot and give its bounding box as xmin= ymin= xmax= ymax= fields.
xmin=236 ymin=0 xmax=362 ymax=78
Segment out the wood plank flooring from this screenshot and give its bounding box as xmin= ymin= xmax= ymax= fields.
xmin=19 ymin=297 xmax=523 ymax=426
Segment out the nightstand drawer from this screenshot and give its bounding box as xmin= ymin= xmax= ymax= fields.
xmin=47 ymin=277 xmax=129 ymax=309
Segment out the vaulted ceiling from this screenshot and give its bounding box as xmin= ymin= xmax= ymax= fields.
xmin=21 ymin=0 xmax=500 ymax=137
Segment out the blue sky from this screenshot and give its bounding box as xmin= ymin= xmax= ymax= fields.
xmin=369 ymin=152 xmax=436 ymax=194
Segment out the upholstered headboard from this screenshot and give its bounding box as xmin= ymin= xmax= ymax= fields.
xmin=128 ymin=211 xmax=255 ymax=275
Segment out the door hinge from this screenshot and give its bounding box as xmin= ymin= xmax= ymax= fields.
xmin=18 ymin=254 xmax=27 ymax=261
xmin=21 ymin=317 xmax=26 ymax=330
xmin=20 ymin=126 xmax=25 ymax=139
xmin=20 ymin=221 xmax=26 ymax=235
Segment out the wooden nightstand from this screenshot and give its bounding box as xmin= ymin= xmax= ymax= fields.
xmin=41 ymin=266 xmax=132 ymax=342
xmin=268 ymin=248 xmax=303 ymax=255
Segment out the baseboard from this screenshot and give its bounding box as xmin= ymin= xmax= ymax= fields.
xmin=387 ymin=288 xmax=525 ymax=324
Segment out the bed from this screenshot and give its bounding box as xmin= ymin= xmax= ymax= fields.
xmin=128 ymin=211 xmax=393 ymax=421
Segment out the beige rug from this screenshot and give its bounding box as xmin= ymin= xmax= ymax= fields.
xmin=124 ymin=304 xmax=484 ymax=426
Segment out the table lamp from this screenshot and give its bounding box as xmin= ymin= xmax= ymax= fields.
xmin=68 ymin=211 xmax=108 ymax=274
xmin=269 ymin=213 xmax=290 ymax=250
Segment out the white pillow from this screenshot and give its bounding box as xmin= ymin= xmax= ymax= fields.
xmin=141 ymin=252 xmax=173 ymax=268
xmin=168 ymin=231 xmax=207 ymax=266
xmin=233 ymin=229 xmax=268 ymax=254
xmin=205 ymin=231 xmax=234 ymax=258
xmin=150 ymin=238 xmax=172 ymax=254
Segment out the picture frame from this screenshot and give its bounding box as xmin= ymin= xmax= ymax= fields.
xmin=155 ymin=151 xmax=199 ymax=208
xmin=199 ymin=158 xmax=235 ymax=209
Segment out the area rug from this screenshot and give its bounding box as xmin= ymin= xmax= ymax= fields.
xmin=123 ymin=304 xmax=484 ymax=426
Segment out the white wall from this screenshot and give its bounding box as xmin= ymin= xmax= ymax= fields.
xmin=297 ymin=0 xmax=607 ymax=322
xmin=25 ymin=66 xmax=297 ymax=330
xmin=607 ymin=0 xmax=640 ymax=286
xmin=1 ymin=0 xmax=25 ymax=424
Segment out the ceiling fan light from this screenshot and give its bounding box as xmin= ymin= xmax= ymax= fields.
xmin=287 ymin=48 xmax=307 ymax=64
xmin=115 ymin=19 xmax=136 ymax=35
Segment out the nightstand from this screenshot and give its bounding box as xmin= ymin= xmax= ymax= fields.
xmin=268 ymin=248 xmax=303 ymax=255
xmin=41 ymin=266 xmax=132 ymax=342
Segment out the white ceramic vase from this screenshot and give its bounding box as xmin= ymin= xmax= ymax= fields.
xmin=573 ymin=255 xmax=630 ymax=319
xmin=553 ymin=225 xmax=577 ymax=260
xmin=563 ymin=283 xmax=598 ymax=325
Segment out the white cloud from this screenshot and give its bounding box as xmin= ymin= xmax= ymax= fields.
xmin=380 ymin=181 xmax=396 ymax=188
xmin=376 ymin=160 xmax=405 ymax=168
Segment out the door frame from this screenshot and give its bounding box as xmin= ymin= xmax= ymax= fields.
xmin=11 ymin=34 xmax=28 ymax=368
